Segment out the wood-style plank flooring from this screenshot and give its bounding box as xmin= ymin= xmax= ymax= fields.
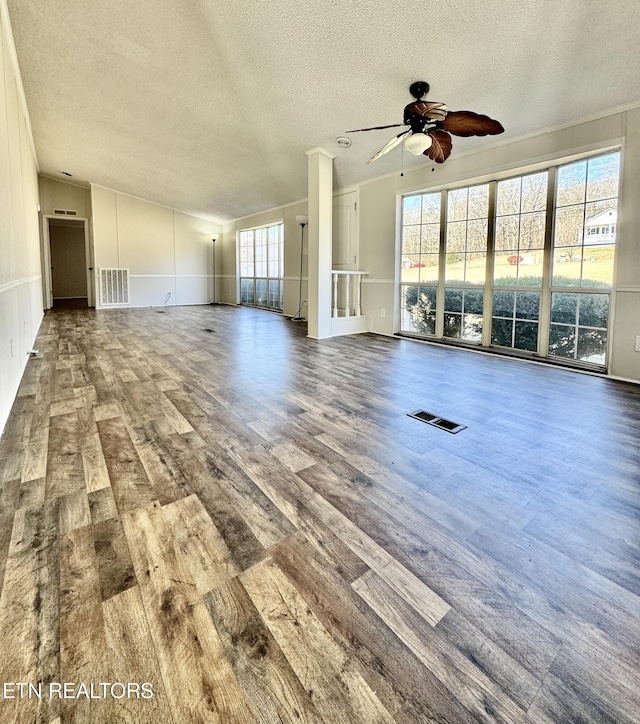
xmin=1 ymin=304 xmax=640 ymax=723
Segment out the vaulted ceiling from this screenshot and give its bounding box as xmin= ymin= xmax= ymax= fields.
xmin=7 ymin=0 xmax=640 ymax=223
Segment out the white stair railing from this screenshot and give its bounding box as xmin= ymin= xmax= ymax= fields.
xmin=331 ymin=270 xmax=368 ymax=318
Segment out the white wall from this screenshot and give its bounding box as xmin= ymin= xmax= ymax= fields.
xmin=91 ymin=185 xmax=221 ymax=308
xmin=0 ymin=4 xmax=43 ymax=435
xmin=39 ymin=175 xmax=91 ymax=217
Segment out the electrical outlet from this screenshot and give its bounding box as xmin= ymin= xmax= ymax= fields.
xmin=380 ymin=308 xmax=386 ymax=318
xmin=635 ymin=335 xmax=640 ymax=352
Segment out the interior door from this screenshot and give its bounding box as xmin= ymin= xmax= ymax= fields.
xmin=332 ymin=191 xmax=358 ymax=270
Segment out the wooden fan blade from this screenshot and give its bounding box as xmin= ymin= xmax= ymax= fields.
xmin=346 ymin=123 xmax=407 ymax=133
xmin=404 ymin=101 xmax=448 ymax=122
xmin=441 ymin=111 xmax=504 ymax=137
xmin=425 ymin=129 xmax=452 ymax=163
xmin=366 ymin=130 xmax=411 ymax=164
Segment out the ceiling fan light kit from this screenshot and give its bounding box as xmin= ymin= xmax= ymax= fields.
xmin=347 ymin=80 xmax=504 ymax=165
xmin=403 ymin=132 xmax=433 ymax=155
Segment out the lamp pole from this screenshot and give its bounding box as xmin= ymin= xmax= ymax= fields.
xmin=211 ymin=235 xmax=219 ymax=304
xmin=291 ymin=215 xmax=308 ymax=321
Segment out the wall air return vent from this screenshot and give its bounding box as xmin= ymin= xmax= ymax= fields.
xmin=53 ymin=208 xmax=78 ymax=215
xmin=99 ymin=268 xmax=130 ymax=306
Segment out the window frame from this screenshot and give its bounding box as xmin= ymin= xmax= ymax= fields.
xmin=397 ymin=149 xmax=621 ymax=371
xmin=237 ymin=222 xmax=284 ymax=312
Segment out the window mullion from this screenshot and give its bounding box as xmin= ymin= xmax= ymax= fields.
xmin=482 ymin=180 xmax=497 ymax=346
xmin=539 ymin=165 xmax=557 ymax=357
xmin=436 ymin=189 xmax=447 ymax=338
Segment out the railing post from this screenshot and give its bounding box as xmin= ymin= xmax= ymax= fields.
xmin=332 ymin=273 xmax=338 ymax=318
xmin=344 ymin=275 xmax=351 ymax=317
xmin=355 ymin=273 xmax=362 ymax=316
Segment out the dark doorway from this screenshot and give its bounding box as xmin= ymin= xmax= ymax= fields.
xmin=48 ymin=218 xmax=88 ymax=308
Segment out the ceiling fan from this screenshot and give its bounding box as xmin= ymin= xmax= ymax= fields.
xmin=347 ymin=81 xmax=504 ymax=164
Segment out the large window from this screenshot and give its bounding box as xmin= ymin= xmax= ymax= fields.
xmin=399 ymin=151 xmax=620 ymax=369
xmin=239 ymin=223 xmax=284 ymax=311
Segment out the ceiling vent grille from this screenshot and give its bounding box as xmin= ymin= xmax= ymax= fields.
xmin=99 ymin=268 xmax=130 ymax=306
xmin=53 ymin=208 xmax=78 ymax=215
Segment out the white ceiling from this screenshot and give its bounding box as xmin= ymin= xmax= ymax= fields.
xmin=7 ymin=0 xmax=640 ymax=223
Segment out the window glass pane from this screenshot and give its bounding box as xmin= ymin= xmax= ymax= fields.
xmin=586 ymin=153 xmax=620 ymax=202
xmin=421 ymin=193 xmax=441 ymax=224
xmin=268 ymin=279 xmax=280 ymax=309
xmin=421 ymin=224 xmax=440 ymax=253
xmin=445 ymin=254 xmax=465 ymax=283
xmin=514 ymin=321 xmax=538 ymax=351
xmin=496 ymin=178 xmax=521 ymax=216
xmin=418 ymin=254 xmax=439 ymax=283
xmin=491 ymin=318 xmax=513 ymax=347
xmin=402 ymin=225 xmax=420 ymax=253
xmin=549 ymin=324 xmax=576 ymax=359
xmin=552 ymin=249 xmax=582 ymax=287
xmin=493 ymin=290 xmax=514 ymax=317
xmin=468 ymin=185 xmax=489 ymax=219
xmin=443 ymin=313 xmax=461 ymax=338
xmin=494 ymin=249 xmax=519 ymax=286
xmin=401 ymin=254 xmax=420 ymax=283
xmin=462 ymin=314 xmax=482 ymax=342
xmin=444 ymin=288 xmax=463 ymax=312
xmin=446 ymin=221 xmax=466 ymax=253
xmin=557 ymin=160 xmax=587 ymax=207
xmin=403 ymin=195 xmax=421 ymax=225
xmin=577 ymin=328 xmax=607 ymax=365
xmin=554 ymin=206 xmax=584 ymax=247
xmin=464 ymin=252 xmax=486 ymax=285
xmin=519 ymin=211 xmax=546 ymax=251
xmin=515 ymin=292 xmax=540 ymax=320
xmin=240 ymin=278 xmax=254 ymax=305
xmin=467 ymin=219 xmax=487 ymax=253
xmin=448 ymin=188 xmax=468 ymax=222
xmin=551 ymin=293 xmax=577 ymax=324
xmin=240 ymin=244 xmax=254 ymax=277
xmin=255 ymin=279 xmax=267 ymax=306
xmin=515 ymin=252 xmax=543 ymax=286
xmin=578 ymin=294 xmax=609 ymax=328
xmin=521 ymin=172 xmax=548 ymax=213
xmin=581 ymin=246 xmax=614 ymax=288
xmin=464 ymin=289 xmax=484 ymax=315
xmin=255 ymin=243 xmax=267 ymax=277
xmin=495 ymin=215 xmax=519 ymax=251
xmin=401 ymin=285 xmax=436 ymax=335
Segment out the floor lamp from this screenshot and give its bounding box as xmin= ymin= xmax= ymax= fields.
xmin=291 ymin=215 xmax=308 ymax=321
xmin=211 ymin=234 xmax=219 ymax=304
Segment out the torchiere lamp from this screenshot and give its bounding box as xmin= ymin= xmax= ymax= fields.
xmin=291 ymin=215 xmax=308 ymax=321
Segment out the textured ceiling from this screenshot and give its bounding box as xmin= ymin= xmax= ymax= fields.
xmin=7 ymin=0 xmax=640 ymax=223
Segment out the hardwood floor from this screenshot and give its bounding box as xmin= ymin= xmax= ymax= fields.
xmin=1 ymin=304 xmax=639 ymax=723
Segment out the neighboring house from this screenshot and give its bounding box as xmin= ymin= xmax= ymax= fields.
xmin=584 ymin=208 xmax=617 ymax=244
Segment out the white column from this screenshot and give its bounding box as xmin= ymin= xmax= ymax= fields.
xmin=332 ymin=273 xmax=338 ymax=318
xmin=306 ymin=147 xmax=335 ymax=339
xmin=355 ymin=274 xmax=362 ymax=316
